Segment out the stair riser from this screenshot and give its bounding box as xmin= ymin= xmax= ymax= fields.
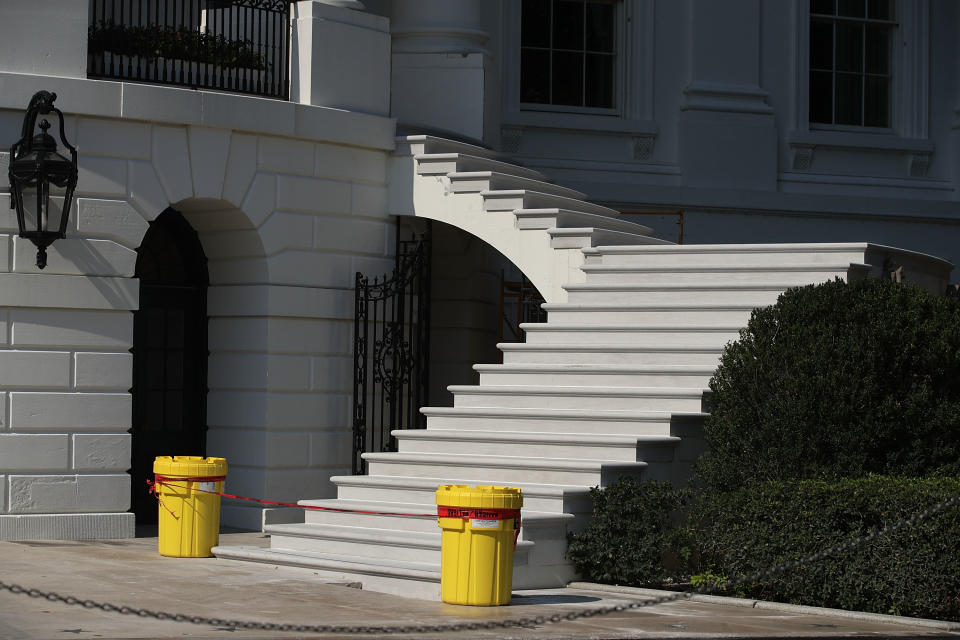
xmin=483 ymin=192 xmax=620 ymax=218
xmin=522 ymin=329 xmax=739 ymax=346
xmin=333 ymin=481 xmax=579 ymax=513
xmin=424 ymin=413 xmax=675 ymax=436
xmin=395 ymin=437 xmax=676 ymax=462
xmin=365 ymin=460 xmax=645 ymax=486
xmin=565 ymin=289 xmax=785 ymax=305
xmin=477 ymin=370 xmax=714 ymax=387
xmin=416 ymin=156 xmax=548 ymax=181
xmin=302 ymin=510 xmax=437 ymax=532
xmin=270 ymin=532 xmax=442 ymax=564
xmin=543 ymin=308 xmax=754 ymax=324
xmin=500 ymin=349 xmax=722 ymax=366
xmin=450 ymin=175 xmax=583 ymax=199
xmin=591 ymin=250 xmax=865 ymax=268
xmin=582 ymin=270 xmax=848 ymax=285
xmin=452 ymin=392 xmax=705 ymax=412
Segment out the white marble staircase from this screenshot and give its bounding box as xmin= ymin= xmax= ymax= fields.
xmin=212 ymin=136 xmax=954 ymax=600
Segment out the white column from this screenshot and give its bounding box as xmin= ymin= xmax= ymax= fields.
xmin=289 ymin=1 xmax=391 ymax=116
xmin=679 ymin=0 xmax=777 ymax=190
xmin=389 ymin=0 xmax=497 ymax=145
xmin=0 ymin=0 xmax=88 ymax=78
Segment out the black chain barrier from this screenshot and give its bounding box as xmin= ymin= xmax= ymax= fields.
xmin=0 ymin=494 xmax=957 ymax=635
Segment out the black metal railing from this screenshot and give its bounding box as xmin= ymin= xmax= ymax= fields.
xmin=352 ymin=229 xmax=432 ymax=475
xmin=87 ymin=0 xmax=291 ymax=99
xmin=499 ymin=272 xmax=546 ymax=347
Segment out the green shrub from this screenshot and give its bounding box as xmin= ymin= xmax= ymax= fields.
xmin=566 ymin=478 xmax=687 ymax=585
xmin=698 ymin=278 xmax=960 ymax=490
xmin=686 ymin=476 xmax=960 ymax=621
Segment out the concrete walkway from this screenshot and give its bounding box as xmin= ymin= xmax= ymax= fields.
xmin=0 ymin=531 xmax=955 ymax=640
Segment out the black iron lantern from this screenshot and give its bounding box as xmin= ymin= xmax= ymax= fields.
xmin=8 ymin=91 xmax=78 ymax=269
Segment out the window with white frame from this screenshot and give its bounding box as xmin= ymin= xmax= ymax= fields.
xmin=520 ymin=0 xmax=617 ymax=110
xmin=809 ymin=0 xmax=896 ymax=127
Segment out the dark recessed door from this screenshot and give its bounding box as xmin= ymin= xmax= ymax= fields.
xmin=131 ymin=208 xmax=209 ymax=524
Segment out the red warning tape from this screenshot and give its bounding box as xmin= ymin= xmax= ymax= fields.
xmin=148 ymin=476 xmax=523 ymax=547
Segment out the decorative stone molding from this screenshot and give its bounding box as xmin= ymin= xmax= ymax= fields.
xmin=681 ymin=82 xmax=774 ymax=115
xmin=909 ymin=152 xmax=932 ymax=177
xmin=632 ymin=135 xmax=656 ymax=161
xmin=791 ymin=145 xmax=815 ymax=171
xmin=501 ymin=126 xmax=523 ymax=153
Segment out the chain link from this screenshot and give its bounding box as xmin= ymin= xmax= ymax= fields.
xmin=1 ymin=493 xmax=957 ymax=635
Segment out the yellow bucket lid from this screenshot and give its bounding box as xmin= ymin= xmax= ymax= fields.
xmin=153 ymin=456 xmax=227 ymax=477
xmin=436 ymin=484 xmax=523 ymax=510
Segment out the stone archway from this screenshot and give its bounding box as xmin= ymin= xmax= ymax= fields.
xmin=130 ymin=207 xmax=210 ymax=524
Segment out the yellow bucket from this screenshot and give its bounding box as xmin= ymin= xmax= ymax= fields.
xmin=436 ymin=484 xmax=523 ymax=606
xmin=153 ymin=456 xmax=227 ymax=558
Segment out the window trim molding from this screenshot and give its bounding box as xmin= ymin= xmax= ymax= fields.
xmin=502 ymin=0 xmax=657 ymax=154
xmin=790 ymin=0 xmax=930 ymax=174
xmin=791 ymin=1 xmax=930 ymax=143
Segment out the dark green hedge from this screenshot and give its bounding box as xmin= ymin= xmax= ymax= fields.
xmin=698 ymin=278 xmax=960 ymax=490
xmin=569 ymin=476 xmax=960 ymax=621
xmin=688 ymin=476 xmax=960 ymax=621
xmin=566 ymin=478 xmax=687 ymax=586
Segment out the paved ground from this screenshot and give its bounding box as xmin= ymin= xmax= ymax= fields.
xmin=0 ymin=531 xmax=956 ymax=640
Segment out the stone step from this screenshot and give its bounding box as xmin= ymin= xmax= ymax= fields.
xmin=481 ymin=189 xmax=621 ymax=218
xmin=330 ymin=473 xmax=595 ymax=514
xmin=296 ymin=498 xmax=569 ymax=532
xmin=497 ymin=342 xmax=723 ymax=366
xmin=515 ymin=208 xmax=652 ymax=233
xmin=472 ymin=362 xmax=716 ymax=387
xmin=582 ymin=243 xmax=869 ymax=267
xmin=415 ymin=152 xmax=549 ymax=181
xmin=395 ymin=428 xmax=680 ymax=462
xmin=265 ymin=522 xmax=450 ymax=565
xmin=396 ymin=134 xmax=501 ymax=160
xmin=518 ymin=323 xmax=740 ymax=347
xmin=297 ymin=499 xmax=436 ymax=531
xmin=420 ymin=406 xmax=704 ymax=438
xmin=580 ymin=262 xmax=856 ymax=285
xmin=562 ymin=282 xmax=791 ymax=305
xmin=448 ymin=171 xmax=585 ymax=199
xmin=541 ymin=302 xmax=756 ymax=325
xmin=211 ymin=544 xmax=443 ymax=600
xmin=449 ymin=384 xmax=707 ymax=412
xmin=548 ymin=227 xmax=670 ymax=249
xmin=363 ymin=452 xmax=650 ymax=486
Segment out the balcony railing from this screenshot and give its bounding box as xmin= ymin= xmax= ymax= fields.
xmin=87 ymin=0 xmax=291 ymax=100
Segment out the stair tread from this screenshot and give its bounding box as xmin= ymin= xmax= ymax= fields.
xmin=447 ymin=384 xmax=707 ymax=396
xmin=496 ymin=343 xmax=723 ymax=353
xmin=331 ymin=473 xmax=598 ymax=497
xmin=395 ymin=429 xmax=679 ymax=445
xmin=563 ymin=282 xmax=800 ymax=291
xmin=421 ymin=406 xmax=707 ymax=419
xmin=361 ymin=451 xmax=650 ymax=470
xmin=515 ymin=207 xmax=654 ymax=233
xmin=541 ymin=301 xmax=762 ymax=310
xmin=415 ymin=153 xmax=549 ymax=180
xmin=472 ymin=362 xmax=717 ymax=372
xmin=213 ymin=544 xmax=442 ymax=578
xmin=517 ymin=323 xmax=741 ymax=331
xmin=295 ymin=498 xmax=575 ymax=522
xmin=580 ymin=262 xmax=857 ymax=273
xmin=481 ymin=189 xmax=620 ymax=216
xmin=449 ymin=172 xmax=586 ymax=199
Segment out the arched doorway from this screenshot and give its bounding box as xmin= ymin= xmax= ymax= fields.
xmin=130 ymin=208 xmax=209 ymax=524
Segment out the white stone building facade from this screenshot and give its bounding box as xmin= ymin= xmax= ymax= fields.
xmin=0 ymin=0 xmax=956 ymax=548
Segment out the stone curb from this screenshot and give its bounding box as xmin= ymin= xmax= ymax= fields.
xmin=566 ymin=582 xmax=960 ymax=632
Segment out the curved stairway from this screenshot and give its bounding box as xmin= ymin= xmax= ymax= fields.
xmin=213 ymin=136 xmax=954 ymax=599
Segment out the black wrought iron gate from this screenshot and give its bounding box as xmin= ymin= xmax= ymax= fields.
xmin=352 ymin=228 xmax=432 ymax=474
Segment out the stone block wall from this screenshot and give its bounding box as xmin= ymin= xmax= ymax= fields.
xmin=0 ymin=73 xmax=397 ymax=536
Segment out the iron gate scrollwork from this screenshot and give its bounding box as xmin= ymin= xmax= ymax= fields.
xmin=352 ymin=229 xmax=431 ymax=474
